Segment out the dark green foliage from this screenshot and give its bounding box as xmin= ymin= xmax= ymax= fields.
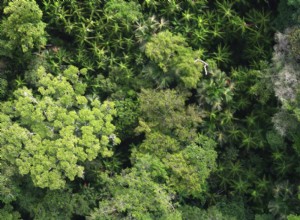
xmin=274 ymin=0 xmax=297 ymax=30
xmin=0 ymin=205 xmax=21 ymax=220
xmin=288 ymin=0 xmax=300 ymax=23
xmin=289 ymin=27 xmax=300 ymax=59
xmin=0 ymin=161 xmax=21 ymax=204
xmin=114 ymin=98 xmax=140 ymax=139
xmin=3 ymin=0 xmax=300 ymax=219
xmin=255 ymin=214 xmax=274 ymax=220
xmin=268 ymin=181 xmax=297 ymax=219
xmin=136 ymin=89 xmax=202 ymax=141
xmin=131 ymin=132 xmax=217 ymax=198
xmin=0 ymin=73 xmax=7 ymax=99
xmin=180 ymin=205 xmax=229 ymax=220
xmin=18 ymin=186 xmax=95 ymax=220
xmin=88 ymin=170 xmax=181 ymax=220
xmin=180 ymin=199 xmax=248 ymax=220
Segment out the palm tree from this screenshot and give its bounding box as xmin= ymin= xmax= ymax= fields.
xmin=64 ymin=19 xmax=76 ymax=34
xmin=88 ymin=41 xmax=107 ymax=60
xmin=241 ymin=133 xmax=257 ymax=151
xmin=250 ymin=189 xmax=264 ymax=204
xmin=181 ymin=10 xmax=194 ymax=22
xmin=230 ymin=16 xmax=248 ymax=34
xmin=191 ymin=29 xmax=209 ymax=45
xmin=217 ymin=163 xmax=231 ymax=190
xmin=274 ymin=159 xmax=293 ymax=176
xmin=216 ymin=0 xmax=235 ymax=19
xmin=244 ymin=112 xmax=258 ymax=127
xmin=157 ymin=17 xmax=169 ymax=30
xmin=142 ymin=0 xmax=159 ymax=12
xmin=212 ymin=44 xmax=231 ymax=65
xmin=124 ymin=37 xmax=134 ymax=49
xmin=232 ymin=177 xmax=249 ymax=195
xmin=255 ymin=175 xmax=270 ymax=193
xmin=246 ymin=9 xmax=271 ymax=33
xmin=227 ymin=160 xmax=243 ymax=178
xmin=210 ymin=24 xmax=224 ymax=39
xmin=161 ymin=1 xmax=181 ymax=17
xmin=197 ymin=15 xmax=209 ymax=29
xmin=227 ymin=125 xmax=243 ymax=142
xmin=75 ymin=23 xmax=95 ymax=46
xmin=220 ymin=109 xmax=235 ymax=126
xmin=15 ymin=75 xmax=26 ymax=88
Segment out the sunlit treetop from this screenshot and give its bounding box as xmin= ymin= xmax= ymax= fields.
xmin=0 ymin=65 xmax=120 ymax=189
xmin=0 ymin=0 xmax=47 ymax=57
xmin=144 ymin=31 xmax=203 ymax=89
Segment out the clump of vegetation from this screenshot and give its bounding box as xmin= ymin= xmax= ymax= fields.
xmin=1 ymin=0 xmax=300 ymax=219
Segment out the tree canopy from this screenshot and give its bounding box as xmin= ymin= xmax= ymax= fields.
xmin=0 ymin=65 xmax=120 ymax=189
xmin=1 ymin=0 xmax=300 ymax=219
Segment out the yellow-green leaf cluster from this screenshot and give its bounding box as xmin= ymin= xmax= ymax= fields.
xmin=0 ymin=0 xmax=46 ymax=56
xmin=0 ymin=65 xmax=119 ymax=189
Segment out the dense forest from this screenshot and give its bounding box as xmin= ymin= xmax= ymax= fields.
xmin=0 ymin=0 xmax=300 ymax=219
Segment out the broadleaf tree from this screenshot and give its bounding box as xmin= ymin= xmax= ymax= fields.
xmin=0 ymin=0 xmax=47 ymax=59
xmin=0 ymin=65 xmax=120 ymax=189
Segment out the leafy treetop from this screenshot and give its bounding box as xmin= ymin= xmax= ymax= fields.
xmin=144 ymin=31 xmax=203 ymax=89
xmin=0 ymin=0 xmax=46 ymax=57
xmin=0 ymin=65 xmax=120 ymax=189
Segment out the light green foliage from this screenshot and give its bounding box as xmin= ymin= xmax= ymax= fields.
xmin=88 ymin=170 xmax=181 ymax=220
xmin=288 ymin=215 xmax=300 ymax=220
xmin=163 ymin=135 xmax=217 ymax=197
xmin=0 ymin=205 xmax=21 ymax=220
xmin=0 ymin=0 xmax=47 ymax=57
xmin=0 ymin=161 xmax=20 ymax=204
xmin=131 ymin=153 xmax=169 ymax=183
xmin=132 ymin=133 xmax=217 ymax=198
xmin=135 ymin=87 xmax=215 ymax=197
xmin=136 ymin=89 xmax=202 ymax=141
xmin=135 ymin=132 xmax=180 ymax=157
xmin=0 ymin=0 xmax=289 ymax=218
xmin=131 ymin=132 xmax=179 ymax=183
xmin=0 ymin=65 xmax=119 ymax=189
xmin=144 ymin=31 xmax=203 ymax=88
xmin=104 ymin=0 xmax=142 ymax=22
